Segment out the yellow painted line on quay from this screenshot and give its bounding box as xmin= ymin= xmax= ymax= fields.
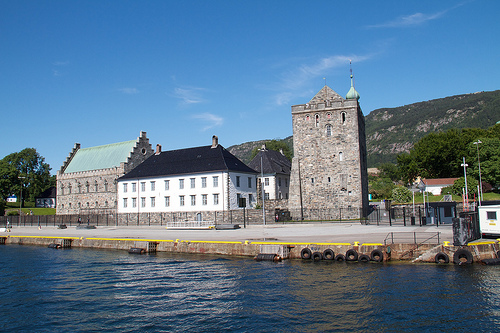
xmin=8 ymin=235 xmax=81 ymax=240
xmin=247 ymin=241 xmax=351 ymax=246
xmin=468 ymin=240 xmax=498 ymax=245
xmin=361 ymin=243 xmax=384 ymax=246
xmin=181 ymin=240 xmax=243 ymax=244
xmin=86 ymin=237 xmax=175 ymax=243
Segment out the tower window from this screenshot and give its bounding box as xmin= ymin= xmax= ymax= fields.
xmin=341 ymin=112 xmax=346 ymax=125
xmin=315 ymin=114 xmax=319 ymax=127
xmin=339 ymin=152 xmax=343 ymax=161
xmin=306 ymin=115 xmax=310 ymax=121
xmin=326 ymin=124 xmax=332 ymax=137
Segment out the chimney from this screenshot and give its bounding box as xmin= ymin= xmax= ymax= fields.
xmin=155 ymin=144 xmax=162 ymax=155
xmin=211 ymin=135 xmax=218 ymax=148
xmin=279 ymin=148 xmax=284 ymax=155
xmin=261 ymin=144 xmax=267 ymax=151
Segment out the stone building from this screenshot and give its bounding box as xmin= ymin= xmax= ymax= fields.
xmin=288 ymin=77 xmax=369 ymax=220
xmin=56 ymin=131 xmax=153 ymax=215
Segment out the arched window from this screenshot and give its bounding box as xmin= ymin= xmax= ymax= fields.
xmin=305 ymin=115 xmax=310 ymax=121
xmin=60 ymin=184 xmax=65 ymax=195
xmin=327 ymin=113 xmax=331 ymax=119
xmin=339 ymin=152 xmax=343 ymax=161
xmin=104 ymin=180 xmax=108 ymax=192
xmin=85 ymin=182 xmax=90 ymax=193
xmin=341 ymin=112 xmax=346 ymax=125
xmin=94 ymin=180 xmax=98 ymax=192
xmin=326 ymin=124 xmax=332 ymax=137
xmin=315 ymin=114 xmax=319 ymax=127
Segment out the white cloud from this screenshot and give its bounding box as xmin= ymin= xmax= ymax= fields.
xmin=118 ymin=88 xmax=139 ymax=94
xmin=366 ymin=11 xmax=446 ymax=29
xmin=273 ymin=54 xmax=373 ymax=106
xmin=191 ymin=112 xmax=224 ymax=131
xmin=173 ymin=87 xmax=206 ymax=104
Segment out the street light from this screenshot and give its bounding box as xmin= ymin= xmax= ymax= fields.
xmin=260 ymin=146 xmax=266 ymax=225
xmin=18 ymin=176 xmax=26 ymax=223
xmin=461 ymin=157 xmax=469 ymax=211
xmin=473 ymin=140 xmax=483 ymax=205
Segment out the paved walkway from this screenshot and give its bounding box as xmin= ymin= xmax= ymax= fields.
xmin=4 ymin=223 xmax=453 ymax=244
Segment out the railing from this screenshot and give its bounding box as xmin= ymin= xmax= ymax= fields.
xmin=384 ymin=232 xmax=441 ymax=246
xmin=165 ymin=221 xmax=215 ymax=229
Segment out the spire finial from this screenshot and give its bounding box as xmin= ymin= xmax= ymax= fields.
xmin=346 ymin=60 xmax=360 ymax=100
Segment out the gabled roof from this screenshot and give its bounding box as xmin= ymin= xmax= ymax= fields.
xmin=420 ymin=178 xmax=459 ymax=186
xmin=309 ymin=85 xmax=344 ymax=104
xmin=64 ymin=140 xmax=137 ymax=173
xmin=248 ymin=149 xmax=291 ymax=175
xmin=120 ymin=144 xmax=257 ymax=180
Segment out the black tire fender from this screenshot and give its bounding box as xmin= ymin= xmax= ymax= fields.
xmin=335 ymin=254 xmax=346 ymax=262
xmin=370 ymin=249 xmax=384 ymax=262
xmin=345 ymin=249 xmax=359 ymax=261
xmin=300 ymin=248 xmax=312 ymax=260
xmin=323 ymin=249 xmax=335 ymax=260
xmin=358 ymin=254 xmax=370 ymax=262
xmin=312 ymin=252 xmax=323 ymax=261
xmin=435 ymin=252 xmax=450 ymax=264
xmin=453 ymin=249 xmax=473 ymax=265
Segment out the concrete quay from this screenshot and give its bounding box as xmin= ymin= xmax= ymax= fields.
xmin=1 ymin=223 xmax=499 ymax=264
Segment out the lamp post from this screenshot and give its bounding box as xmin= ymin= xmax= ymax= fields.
xmin=461 ymin=157 xmax=469 ymax=211
xmin=473 ymin=140 xmax=483 ymax=205
xmin=260 ymin=149 xmax=266 ymax=225
xmin=18 ymin=176 xmax=26 ymax=224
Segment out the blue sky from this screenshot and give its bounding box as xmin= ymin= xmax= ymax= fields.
xmin=1 ymin=0 xmax=499 ymax=174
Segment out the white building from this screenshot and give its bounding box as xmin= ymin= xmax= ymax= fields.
xmin=419 ymin=178 xmax=459 ymax=195
xmin=248 ymin=145 xmax=291 ymax=200
xmin=117 ymin=136 xmax=258 ymax=216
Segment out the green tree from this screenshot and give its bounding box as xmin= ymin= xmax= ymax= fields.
xmin=0 ymin=148 xmax=54 ymax=205
xmin=392 ymin=186 xmax=412 ymax=203
xmin=451 ymin=177 xmax=479 ymax=196
xmin=378 ymin=163 xmax=401 ymax=182
xmin=250 ymin=139 xmax=292 ymax=161
xmin=369 ymin=177 xmax=395 ymax=200
xmin=467 ymin=137 xmax=500 ymax=190
xmin=0 ymin=198 xmax=5 ymax=216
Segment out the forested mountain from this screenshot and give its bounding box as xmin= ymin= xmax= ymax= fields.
xmin=365 ymin=90 xmax=500 ymax=166
xmin=228 ymin=90 xmax=500 ymax=167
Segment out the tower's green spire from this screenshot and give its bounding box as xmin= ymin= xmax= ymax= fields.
xmin=346 ymin=61 xmax=360 ymax=100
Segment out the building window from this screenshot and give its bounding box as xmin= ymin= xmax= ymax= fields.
xmin=132 ymin=198 xmax=137 ymax=208
xmin=86 ymin=202 xmax=89 ymax=208
xmin=202 ymin=177 xmax=207 ymax=188
xmin=95 ymin=201 xmax=99 ymax=207
xmin=306 ymin=115 xmax=310 ymax=121
xmin=151 ymin=197 xmax=155 ymax=207
xmin=264 ymin=192 xmax=269 ymax=200
xmin=141 ymin=182 xmax=146 ymax=192
xmin=339 ymin=152 xmax=343 ymax=161
xmin=69 ymin=203 xmax=71 ymax=208
xmin=165 ymin=196 xmax=170 ymax=207
xmin=132 ymin=183 xmax=137 ymax=192
xmin=326 ymin=124 xmax=332 ymax=137
xmin=248 ymin=177 xmax=252 ymax=188
xmin=327 ymin=113 xmax=331 ymax=119
xmin=190 ymin=195 xmax=196 ymax=206
xmin=315 ymin=114 xmax=319 ymax=127
xmin=249 ymin=194 xmax=253 ymax=203
xmin=213 ymin=193 xmax=219 ymax=205
xmin=487 ymin=211 xmax=497 ymax=220
xmin=123 ymin=183 xmax=128 ymax=193
xmin=328 ymin=177 xmax=331 ymax=182
xmin=86 ymin=182 xmax=90 ymax=193
xmin=278 ymin=177 xmax=282 ymax=186
xmin=179 ymin=179 xmax=184 ymax=189
xmin=104 ymin=181 xmax=108 ymax=192
xmin=311 ymin=178 xmax=314 ymax=184
xmin=213 ymin=176 xmax=219 ymax=187
xmin=285 ymin=179 xmax=288 ymax=187
xmin=264 ymin=178 xmax=269 ymax=186
xmin=68 ymin=185 xmax=72 ymax=194
xmin=179 ymin=195 xmax=185 ymax=206
xmin=202 ymin=194 xmax=207 ymax=205
xmin=165 ymin=180 xmax=170 ymax=190
xmin=60 ymin=186 xmax=64 ymax=195
xmin=279 ymin=192 xmax=282 ymax=199
xmin=190 ymin=178 xmax=196 ymax=189
xmin=151 ymin=181 xmax=155 ymax=191
xmin=95 ymin=181 xmax=98 ymax=192
xmin=236 ymin=176 xmax=240 ymax=187
xmin=105 ymin=201 xmax=108 ymax=207
xmin=141 ymin=197 xmax=146 ymax=208
xmin=341 ymin=112 xmax=346 ymax=125
xmin=123 ymin=198 xmax=128 ymax=208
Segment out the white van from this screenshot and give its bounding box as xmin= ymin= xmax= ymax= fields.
xmin=479 ymin=205 xmax=500 ymax=238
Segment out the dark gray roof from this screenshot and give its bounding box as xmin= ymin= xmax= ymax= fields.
xmin=248 ymin=149 xmax=291 ymax=175
xmin=120 ymin=144 xmax=257 ymax=180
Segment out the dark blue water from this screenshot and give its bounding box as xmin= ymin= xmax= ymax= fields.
xmin=1 ymin=245 xmax=499 ymax=332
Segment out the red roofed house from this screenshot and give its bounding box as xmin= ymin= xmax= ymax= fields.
xmin=419 ymin=178 xmax=459 ymax=195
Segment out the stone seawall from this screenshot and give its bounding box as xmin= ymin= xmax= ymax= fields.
xmin=2 ymin=235 xmax=499 ymax=264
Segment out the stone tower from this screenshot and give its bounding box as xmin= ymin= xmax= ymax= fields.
xmin=288 ymin=77 xmax=368 ymax=220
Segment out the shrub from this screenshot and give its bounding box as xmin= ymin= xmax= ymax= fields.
xmin=392 ymin=186 xmax=412 ymax=203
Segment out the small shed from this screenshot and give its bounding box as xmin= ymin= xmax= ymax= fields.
xmin=424 ymin=201 xmax=457 ymax=225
